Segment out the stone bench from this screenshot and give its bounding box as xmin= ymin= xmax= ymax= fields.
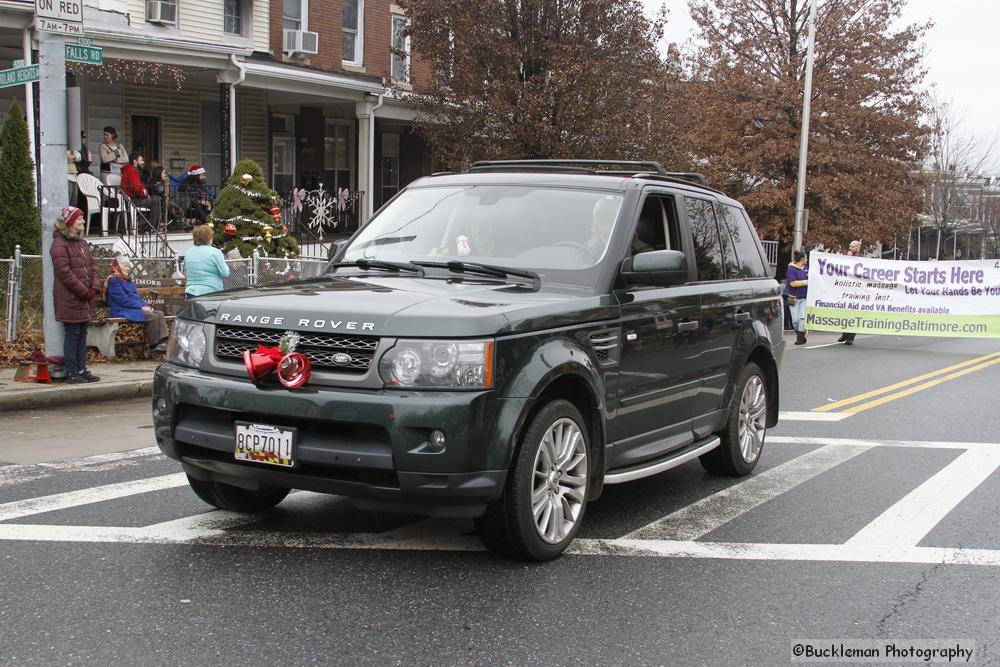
xmin=88 ymin=316 xmax=177 ymax=361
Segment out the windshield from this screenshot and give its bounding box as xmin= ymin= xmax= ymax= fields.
xmin=339 ymin=185 xmax=624 ymax=288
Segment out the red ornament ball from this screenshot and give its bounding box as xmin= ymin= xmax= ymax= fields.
xmin=224 ymin=223 xmax=237 ymax=236
xmin=281 ymin=224 xmax=289 ymax=234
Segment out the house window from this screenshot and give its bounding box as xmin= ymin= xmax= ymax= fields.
xmin=343 ymin=0 xmax=363 ymax=64
xmin=391 ymin=14 xmax=410 ymax=84
xmin=381 ymin=132 xmax=400 ymax=206
xmin=283 ymin=0 xmax=303 ymax=31
xmin=325 ymin=120 xmax=355 ymax=192
xmin=224 ymin=0 xmax=247 ymax=36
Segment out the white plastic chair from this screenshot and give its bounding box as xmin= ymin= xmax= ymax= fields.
xmin=75 ymin=173 xmax=103 ymax=236
xmin=101 ymin=174 xmax=126 ymax=236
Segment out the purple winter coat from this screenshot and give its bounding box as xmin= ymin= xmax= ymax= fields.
xmin=50 ymin=223 xmax=100 ymax=323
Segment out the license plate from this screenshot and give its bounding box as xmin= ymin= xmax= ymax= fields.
xmin=235 ymin=422 xmax=296 ymax=467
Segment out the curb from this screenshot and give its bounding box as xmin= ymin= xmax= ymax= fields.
xmin=0 ymin=379 xmax=153 ymax=413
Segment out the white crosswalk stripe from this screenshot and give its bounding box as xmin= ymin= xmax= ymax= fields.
xmin=2 ymin=437 xmax=1000 ymax=564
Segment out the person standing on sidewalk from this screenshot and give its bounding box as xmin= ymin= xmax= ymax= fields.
xmin=786 ymin=250 xmax=809 ymax=345
xmin=50 ymin=207 xmax=101 ymax=384
xmin=838 ymin=240 xmax=862 ymax=345
xmin=183 ymin=225 xmax=230 ymax=299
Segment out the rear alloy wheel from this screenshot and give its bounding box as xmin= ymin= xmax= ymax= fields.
xmin=186 ymin=475 xmax=290 ymax=512
xmin=475 ymin=399 xmax=590 ymax=561
xmin=700 ymin=362 xmax=767 ymax=476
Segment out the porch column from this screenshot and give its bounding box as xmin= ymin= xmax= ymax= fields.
xmin=356 ymin=93 xmax=384 ymax=226
xmin=356 ymin=101 xmax=374 ymax=226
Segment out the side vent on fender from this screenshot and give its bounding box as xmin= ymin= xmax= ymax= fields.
xmin=589 ymin=330 xmax=620 ymax=366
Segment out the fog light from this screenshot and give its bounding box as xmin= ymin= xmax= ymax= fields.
xmin=277 ymin=352 xmax=311 ymax=389
xmin=429 ymin=430 xmax=447 ymax=450
xmin=154 ymin=398 xmax=166 ymax=416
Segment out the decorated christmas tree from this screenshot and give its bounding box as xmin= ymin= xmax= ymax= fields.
xmin=211 ymin=159 xmax=299 ymax=258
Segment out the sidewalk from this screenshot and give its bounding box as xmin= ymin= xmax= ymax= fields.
xmin=0 ymin=361 xmax=159 ymax=413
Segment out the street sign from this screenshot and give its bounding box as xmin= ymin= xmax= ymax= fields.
xmin=0 ymin=65 xmax=40 ymax=89
xmin=35 ymin=16 xmax=84 ymax=36
xmin=35 ymin=0 xmax=83 ymax=35
xmin=35 ymin=0 xmax=82 ymax=22
xmin=65 ymin=41 xmax=102 ymax=65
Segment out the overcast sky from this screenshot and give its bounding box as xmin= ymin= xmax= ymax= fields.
xmin=645 ymin=0 xmax=999 ymax=155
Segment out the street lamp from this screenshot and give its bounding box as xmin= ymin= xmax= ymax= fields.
xmin=792 ymin=0 xmax=817 ymax=253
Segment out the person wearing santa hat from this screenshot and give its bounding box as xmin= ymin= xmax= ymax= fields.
xmin=50 ymin=206 xmax=102 ymax=384
xmin=178 ymin=165 xmax=212 ymax=223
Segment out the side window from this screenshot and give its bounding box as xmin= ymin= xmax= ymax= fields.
xmin=685 ymin=197 xmax=725 ymax=281
xmin=718 ymin=204 xmax=768 ymax=278
xmin=631 ymin=195 xmax=681 ymax=256
xmin=631 ymin=196 xmax=667 ymax=255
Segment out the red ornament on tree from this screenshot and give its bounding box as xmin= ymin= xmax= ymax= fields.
xmin=281 ymin=224 xmax=289 ymax=235
xmin=270 ymin=207 xmax=281 ymax=224
xmin=224 ymin=223 xmax=237 ymax=236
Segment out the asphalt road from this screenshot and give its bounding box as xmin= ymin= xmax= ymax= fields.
xmin=2 ymin=330 xmax=999 ymax=665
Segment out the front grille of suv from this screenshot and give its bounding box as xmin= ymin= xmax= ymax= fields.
xmin=214 ymin=325 xmax=379 ymax=373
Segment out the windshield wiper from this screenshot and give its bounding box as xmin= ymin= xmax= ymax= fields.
xmin=414 ymin=261 xmax=541 ymax=290
xmin=332 ymin=259 xmax=425 ymax=277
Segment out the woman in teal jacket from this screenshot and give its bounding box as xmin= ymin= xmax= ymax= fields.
xmin=184 ymin=225 xmax=230 ymax=299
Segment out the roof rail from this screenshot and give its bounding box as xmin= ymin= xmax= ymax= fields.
xmin=632 ymin=172 xmax=712 ymax=188
xmin=467 ymin=163 xmax=597 ymax=175
xmin=469 ymin=159 xmax=670 ymax=175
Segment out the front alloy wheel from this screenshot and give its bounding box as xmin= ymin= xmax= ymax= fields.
xmin=530 ymin=417 xmax=589 ymax=545
xmin=475 ymin=399 xmax=590 ymax=560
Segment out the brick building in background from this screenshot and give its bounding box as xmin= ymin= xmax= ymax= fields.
xmin=259 ymin=0 xmax=433 ymax=217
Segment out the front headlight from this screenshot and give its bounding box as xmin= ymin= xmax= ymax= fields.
xmin=166 ymin=318 xmax=207 ymax=368
xmin=379 ymin=339 xmax=494 ymax=389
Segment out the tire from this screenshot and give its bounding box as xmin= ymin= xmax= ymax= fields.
xmin=475 ymin=399 xmax=590 ymax=561
xmin=700 ymin=362 xmax=768 ymax=476
xmin=186 ymin=474 xmax=290 ymax=512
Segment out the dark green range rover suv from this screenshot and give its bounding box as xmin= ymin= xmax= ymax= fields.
xmin=153 ymin=160 xmax=784 ymax=560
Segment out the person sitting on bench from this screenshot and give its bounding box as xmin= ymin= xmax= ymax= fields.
xmin=103 ymin=256 xmax=170 ymax=353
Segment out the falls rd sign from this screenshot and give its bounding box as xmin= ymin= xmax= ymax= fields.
xmin=35 ymin=0 xmax=84 ymax=36
xmin=65 ymin=40 xmax=102 ymax=64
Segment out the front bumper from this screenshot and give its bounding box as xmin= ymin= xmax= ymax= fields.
xmin=153 ymin=363 xmax=525 ymax=517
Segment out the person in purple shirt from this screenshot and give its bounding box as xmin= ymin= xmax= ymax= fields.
xmin=786 ymin=250 xmax=809 ymax=345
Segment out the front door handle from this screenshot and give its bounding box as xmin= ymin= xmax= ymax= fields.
xmin=677 ymin=320 xmax=699 ymax=332
xmin=734 ymin=311 xmax=751 ymax=323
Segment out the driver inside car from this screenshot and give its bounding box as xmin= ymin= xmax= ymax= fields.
xmin=585 ymin=195 xmax=620 ymax=255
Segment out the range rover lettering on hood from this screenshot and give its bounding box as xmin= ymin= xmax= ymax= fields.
xmin=218 ymin=312 xmax=376 ymax=331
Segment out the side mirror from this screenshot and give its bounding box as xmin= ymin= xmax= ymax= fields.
xmin=327 ymin=239 xmax=348 ymax=261
xmin=622 ymin=249 xmax=689 ymax=286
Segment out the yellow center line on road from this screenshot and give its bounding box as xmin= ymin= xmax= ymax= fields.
xmin=813 ymin=351 xmax=1000 ymax=414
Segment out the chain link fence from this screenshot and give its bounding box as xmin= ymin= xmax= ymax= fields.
xmin=1 ymin=258 xmax=12 ymax=341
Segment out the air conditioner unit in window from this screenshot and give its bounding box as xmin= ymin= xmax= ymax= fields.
xmin=146 ymin=0 xmax=177 ymax=24
xmin=283 ymin=29 xmax=319 ymax=56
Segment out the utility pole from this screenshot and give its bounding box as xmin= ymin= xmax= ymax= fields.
xmin=792 ymin=0 xmax=817 ymax=253
xmin=38 ymin=30 xmax=68 ymax=357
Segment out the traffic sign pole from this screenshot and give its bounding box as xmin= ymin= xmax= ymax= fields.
xmin=38 ymin=31 xmax=68 ymax=358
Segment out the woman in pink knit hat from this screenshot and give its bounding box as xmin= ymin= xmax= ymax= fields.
xmin=50 ymin=206 xmax=101 ymax=383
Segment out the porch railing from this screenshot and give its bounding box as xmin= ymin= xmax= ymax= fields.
xmin=278 ymin=188 xmax=364 ymax=257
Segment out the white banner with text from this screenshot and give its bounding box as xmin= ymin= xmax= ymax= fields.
xmin=804 ymin=251 xmax=1000 ymax=338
